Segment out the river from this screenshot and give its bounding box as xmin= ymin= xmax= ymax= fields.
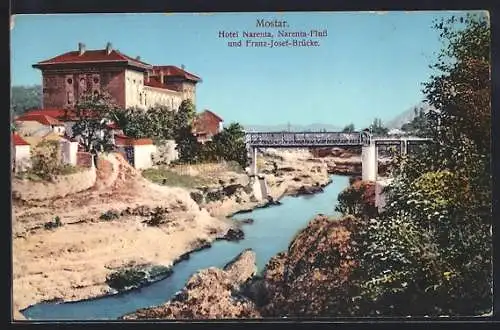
xmin=21 ymin=175 xmax=350 ymax=320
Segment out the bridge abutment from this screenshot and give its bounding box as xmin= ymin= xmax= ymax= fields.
xmin=362 ymin=143 xmax=377 ymax=181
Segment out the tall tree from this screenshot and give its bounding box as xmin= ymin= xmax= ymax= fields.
xmin=369 ymin=118 xmax=388 ymax=136
xmin=212 ymin=122 xmax=248 ymax=167
xmin=353 ymin=12 xmax=492 ymax=316
xmin=70 ymin=92 xmax=119 ymax=152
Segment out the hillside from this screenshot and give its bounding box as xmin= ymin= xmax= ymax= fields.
xmin=11 ymin=85 xmax=42 ymax=116
xmin=386 ymin=101 xmax=435 ymax=129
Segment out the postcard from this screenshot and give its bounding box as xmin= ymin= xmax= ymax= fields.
xmin=10 ymin=11 xmax=492 ymax=321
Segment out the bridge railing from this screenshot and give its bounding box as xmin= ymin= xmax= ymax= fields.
xmin=245 ymin=131 xmax=368 ymax=147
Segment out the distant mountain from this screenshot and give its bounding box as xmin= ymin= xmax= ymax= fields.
xmin=11 ymin=85 xmax=42 ymax=116
xmin=386 ymin=101 xmax=436 ymax=129
xmin=242 ymin=123 xmax=343 ymax=132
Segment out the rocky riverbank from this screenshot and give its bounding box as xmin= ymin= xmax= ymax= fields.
xmin=122 ymin=214 xmax=361 ymax=319
xmin=12 ymin=149 xmax=332 ymax=320
xmin=122 ymin=249 xmax=260 ymax=319
xmin=12 ymin=154 xmax=235 ymax=320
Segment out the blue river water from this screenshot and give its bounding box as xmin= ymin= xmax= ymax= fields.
xmin=22 ymin=175 xmax=350 ymax=320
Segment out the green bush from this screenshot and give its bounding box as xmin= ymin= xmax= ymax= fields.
xmin=44 ymin=216 xmax=63 ymax=230
xmin=100 ymin=210 xmax=120 ymax=221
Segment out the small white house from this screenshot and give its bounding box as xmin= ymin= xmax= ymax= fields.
xmin=114 ymin=134 xmax=157 ymax=170
xmin=12 ymin=133 xmax=31 ymax=173
xmin=15 ymin=113 xmax=66 ymax=136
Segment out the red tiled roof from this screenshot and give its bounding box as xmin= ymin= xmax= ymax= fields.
xmin=24 ymin=108 xmax=70 ymax=120
xmin=12 ymin=133 xmax=30 ymax=146
xmin=200 ymin=110 xmax=224 ymax=123
xmin=33 ymin=49 xmax=152 ymax=70
xmin=144 ymin=77 xmax=179 ymax=92
xmin=16 ymin=113 xmax=64 ymax=126
xmin=114 ymin=134 xmax=154 ymax=146
xmin=23 ymin=108 xmax=98 ymax=121
xmin=153 ymin=65 xmax=201 ymax=82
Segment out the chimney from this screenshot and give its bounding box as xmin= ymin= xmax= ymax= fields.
xmin=136 ymin=56 xmax=141 ymax=61
xmin=78 ymin=43 xmax=86 ymax=55
xmin=181 ymin=64 xmax=185 ymax=70
xmin=106 ymin=42 xmax=112 ymax=55
xmin=160 ymin=70 xmax=164 ymax=85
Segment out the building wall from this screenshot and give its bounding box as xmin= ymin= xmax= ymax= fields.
xmin=143 ymin=86 xmax=183 ymax=110
xmin=180 ymin=81 xmax=196 ymax=103
xmin=124 ymin=69 xmax=146 ymax=109
xmin=14 ymin=145 xmax=31 ymax=172
xmin=60 ymin=140 xmax=79 ymax=165
xmin=201 ymin=114 xmax=223 ymax=137
xmin=41 ymin=68 xmax=126 ymax=108
xmin=133 ymin=144 xmax=157 ymax=169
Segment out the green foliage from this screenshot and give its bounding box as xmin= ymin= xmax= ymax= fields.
xmin=211 ymin=122 xmax=248 ymax=168
xmin=369 ymin=118 xmax=388 ymax=136
xmin=70 ymin=92 xmax=119 ymax=152
xmin=400 ymin=107 xmax=434 ymax=137
xmin=106 ymin=264 xmax=173 ymax=291
xmin=351 ymin=13 xmax=492 ymax=316
xmin=11 ymin=85 xmax=42 ymax=116
xmin=342 ymin=123 xmax=355 ymax=132
xmin=100 ymin=210 xmax=120 ymax=221
xmin=141 ymin=166 xmax=210 ymax=188
xmin=145 ymin=207 xmax=168 ymax=226
xmin=335 ymin=180 xmax=377 ymax=219
xmin=113 ymin=106 xmax=176 ymax=142
xmin=29 ymin=140 xmax=63 ymax=181
xmin=175 ymin=125 xmax=202 ymax=163
xmin=175 ymin=99 xmax=196 ymax=128
xmin=44 ymin=216 xmax=63 ymax=230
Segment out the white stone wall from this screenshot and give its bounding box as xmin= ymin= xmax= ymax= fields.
xmin=60 ymin=140 xmax=79 ymax=165
xmin=124 ymin=69 xmax=146 ymax=109
xmin=144 ymin=86 xmax=183 ymax=110
xmin=133 ymin=144 xmax=158 ymax=170
xmin=15 ymin=145 xmax=31 ymax=172
xmin=53 ymin=125 xmax=66 ymax=135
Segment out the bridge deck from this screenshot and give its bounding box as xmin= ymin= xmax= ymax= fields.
xmin=245 ymin=131 xmax=430 ymax=148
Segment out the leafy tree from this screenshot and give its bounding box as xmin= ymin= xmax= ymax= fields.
xmin=175 ymin=125 xmax=201 ymax=163
xmin=175 ymin=99 xmax=196 ymax=129
xmin=352 ymin=12 xmax=492 ymax=316
xmin=113 ymin=106 xmax=176 ymax=143
xmin=342 ymin=123 xmax=355 ymax=132
xmin=11 ymin=85 xmax=42 ymax=116
xmin=369 ymin=118 xmax=389 ymax=136
xmin=211 ymin=122 xmax=248 ymax=167
xmin=30 ymin=140 xmax=63 ymax=180
xmin=69 ymin=92 xmax=119 ymax=152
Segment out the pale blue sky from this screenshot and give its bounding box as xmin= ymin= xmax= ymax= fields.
xmin=10 ymin=12 xmax=470 ymax=128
